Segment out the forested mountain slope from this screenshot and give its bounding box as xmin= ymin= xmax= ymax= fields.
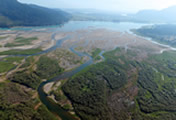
xmin=0 ymin=0 xmax=71 ymax=27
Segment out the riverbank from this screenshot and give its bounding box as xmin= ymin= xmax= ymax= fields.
xmin=1 ymin=21 xmax=176 ymax=120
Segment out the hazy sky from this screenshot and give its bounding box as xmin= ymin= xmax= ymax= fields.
xmin=18 ymin=0 xmax=176 ymax=13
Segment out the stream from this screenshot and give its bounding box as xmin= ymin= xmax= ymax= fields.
xmin=38 ymin=53 xmax=93 ymax=120
xmin=0 ymin=30 xmax=94 ymax=119
xmin=27 ymin=32 xmax=95 ymax=119
xmin=1 ymin=21 xmax=172 ymax=120
xmin=37 ymin=35 xmax=94 ymax=120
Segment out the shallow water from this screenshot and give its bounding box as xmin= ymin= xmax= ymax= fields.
xmin=0 ymin=21 xmax=151 ymax=32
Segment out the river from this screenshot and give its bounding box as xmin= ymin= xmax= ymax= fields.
xmin=0 ymin=21 xmax=167 ymax=120
xmin=36 ymin=21 xmax=151 ymax=120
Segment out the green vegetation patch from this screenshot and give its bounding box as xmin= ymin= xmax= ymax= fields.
xmin=10 ymin=70 xmax=41 ymax=89
xmin=0 ymin=48 xmax=42 ymax=55
xmin=0 ymin=62 xmax=15 ymax=73
xmin=3 ymin=56 xmax=24 ymax=63
xmin=0 ymin=36 xmax=7 ymax=40
xmin=133 ymin=24 xmax=176 ymax=47
xmin=8 ymin=56 xmax=64 ymax=89
xmin=91 ymin=48 xmax=101 ymax=60
xmin=0 ymin=56 xmax=24 ymax=73
xmin=133 ymin=51 xmax=176 ymax=120
xmin=0 ymin=82 xmax=58 ymax=120
xmin=36 ymin=56 xmax=64 ymax=79
xmin=20 ymin=56 xmax=35 ymax=68
xmin=62 ymin=48 xmax=132 ymax=120
xmin=37 ymin=104 xmax=58 ymax=120
xmin=62 ymin=48 xmax=176 ymax=120
xmin=5 ymin=37 xmax=38 ymax=47
xmin=51 ymin=80 xmax=68 ymax=102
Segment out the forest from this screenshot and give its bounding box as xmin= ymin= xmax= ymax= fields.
xmin=133 ymin=51 xmax=176 ymax=120
xmin=9 ymin=56 xmax=64 ymax=89
xmin=0 ymin=0 xmax=71 ymax=27
xmin=1 ymin=40 xmax=176 ymax=120
xmin=133 ymin=24 xmax=176 ymax=47
xmin=62 ymin=48 xmax=176 ymax=120
xmin=0 ymin=82 xmax=58 ymax=120
xmin=62 ymin=48 xmax=135 ymax=120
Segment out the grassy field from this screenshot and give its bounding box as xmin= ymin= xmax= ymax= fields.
xmin=0 ymin=36 xmax=7 ymax=40
xmin=0 ymin=62 xmax=15 ymax=73
xmin=0 ymin=48 xmax=42 ymax=55
xmin=0 ymin=56 xmax=24 ymax=73
xmin=5 ymin=37 xmax=38 ymax=47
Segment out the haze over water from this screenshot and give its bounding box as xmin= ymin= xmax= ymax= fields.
xmin=18 ymin=0 xmax=176 ymax=13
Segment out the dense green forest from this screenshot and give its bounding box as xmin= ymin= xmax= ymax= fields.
xmin=62 ymin=48 xmax=136 ymax=119
xmin=9 ymin=56 xmax=64 ymax=89
xmin=1 ymin=36 xmax=176 ymax=119
xmin=35 ymin=56 xmax=64 ymax=79
xmin=0 ymin=0 xmax=71 ymax=27
xmin=62 ymin=48 xmax=176 ymax=120
xmin=133 ymin=24 xmax=176 ymax=47
xmin=133 ymin=51 xmax=176 ymax=120
xmin=10 ymin=70 xmax=41 ymax=89
xmin=0 ymin=82 xmax=58 ymax=120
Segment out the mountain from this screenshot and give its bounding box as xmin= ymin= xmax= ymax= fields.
xmin=62 ymin=8 xmax=134 ymax=22
xmin=0 ymin=0 xmax=71 ymax=27
xmin=133 ymin=5 xmax=176 ymax=23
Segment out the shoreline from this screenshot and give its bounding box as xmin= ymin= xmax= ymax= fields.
xmin=1 ymin=21 xmax=175 ymax=120
xmin=129 ymin=30 xmax=176 ymax=52
xmin=1 ymin=21 xmax=174 ymax=54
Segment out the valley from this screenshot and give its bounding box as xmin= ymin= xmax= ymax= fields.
xmin=0 ymin=21 xmax=176 ymax=120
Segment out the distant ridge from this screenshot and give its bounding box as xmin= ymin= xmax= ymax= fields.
xmin=0 ymin=0 xmax=71 ymax=27
xmin=134 ymin=5 xmax=176 ymax=23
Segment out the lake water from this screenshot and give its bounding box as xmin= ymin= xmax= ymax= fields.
xmin=56 ymin=21 xmax=151 ymax=32
xmin=0 ymin=21 xmax=151 ymax=32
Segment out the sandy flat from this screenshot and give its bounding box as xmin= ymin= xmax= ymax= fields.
xmin=43 ymin=82 xmax=54 ymax=94
xmin=62 ymin=28 xmax=167 ymax=55
xmin=0 ymin=29 xmax=56 ymax=52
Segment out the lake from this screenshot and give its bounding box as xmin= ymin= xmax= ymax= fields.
xmin=0 ymin=21 xmax=151 ymax=32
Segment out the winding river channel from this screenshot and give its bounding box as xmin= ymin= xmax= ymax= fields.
xmin=37 ymin=33 xmax=94 ymax=120
xmin=1 ymin=21 xmax=171 ymax=120
xmin=3 ymin=31 xmax=93 ymax=119
xmin=38 ymin=46 xmax=93 ymax=120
